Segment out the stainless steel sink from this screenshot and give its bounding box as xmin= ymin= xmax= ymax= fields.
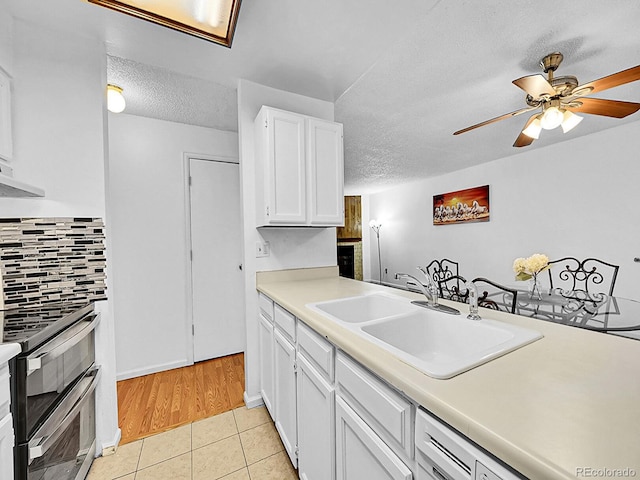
xmin=307 ymin=293 xmax=543 ymax=379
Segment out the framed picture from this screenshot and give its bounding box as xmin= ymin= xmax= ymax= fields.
xmin=87 ymin=0 xmax=242 ymax=47
xmin=433 ymin=185 xmax=490 ymax=225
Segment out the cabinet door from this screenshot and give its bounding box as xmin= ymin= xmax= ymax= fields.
xmin=265 ymin=108 xmax=306 ymax=224
xmin=337 ymin=196 xmax=362 ymax=240
xmin=297 ymin=353 xmax=335 ymax=480
xmin=258 ymin=313 xmax=275 ymax=419
xmin=307 ymin=118 xmax=344 ymax=226
xmin=336 ymin=396 xmax=412 ymax=480
xmin=274 ymin=328 xmax=298 ymax=467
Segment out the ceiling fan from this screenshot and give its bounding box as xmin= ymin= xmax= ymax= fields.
xmin=453 ymin=52 xmax=640 ymax=147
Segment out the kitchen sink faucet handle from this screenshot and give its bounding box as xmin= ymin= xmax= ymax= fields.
xmin=466 ymin=280 xmax=482 ymax=321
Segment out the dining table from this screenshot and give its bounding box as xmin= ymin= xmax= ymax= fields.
xmin=487 ymin=285 xmax=640 ymax=341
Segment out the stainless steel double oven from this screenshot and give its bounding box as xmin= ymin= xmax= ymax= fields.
xmin=5 ymin=303 xmax=100 ymax=480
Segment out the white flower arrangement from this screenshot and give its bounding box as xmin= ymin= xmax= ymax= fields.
xmin=513 ymin=253 xmax=550 ymax=281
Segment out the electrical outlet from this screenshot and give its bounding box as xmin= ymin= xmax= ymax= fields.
xmin=256 ymin=240 xmax=270 ymax=258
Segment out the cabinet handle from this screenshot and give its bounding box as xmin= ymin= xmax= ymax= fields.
xmin=432 ymin=465 xmax=451 ymax=480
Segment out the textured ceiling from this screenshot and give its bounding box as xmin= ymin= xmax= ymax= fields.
xmin=336 ymin=0 xmax=640 ymax=193
xmin=107 ymin=55 xmax=237 ymax=131
xmin=4 ymin=0 xmax=640 ymax=193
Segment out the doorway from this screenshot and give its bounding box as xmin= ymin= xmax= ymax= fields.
xmin=186 ymin=155 xmax=245 ymax=362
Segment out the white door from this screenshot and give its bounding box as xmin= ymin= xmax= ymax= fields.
xmin=189 ymin=157 xmax=245 ymax=362
xmin=335 ymin=396 xmax=412 ymax=480
xmin=297 ymin=353 xmax=335 ymax=480
xmin=274 ymin=328 xmax=298 ymax=467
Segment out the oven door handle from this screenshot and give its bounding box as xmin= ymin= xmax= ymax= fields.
xmin=27 ymin=313 xmax=100 ymax=375
xmin=28 ymin=367 xmax=101 ymax=463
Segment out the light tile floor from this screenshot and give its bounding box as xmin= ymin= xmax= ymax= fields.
xmin=87 ymin=406 xmax=298 ymax=480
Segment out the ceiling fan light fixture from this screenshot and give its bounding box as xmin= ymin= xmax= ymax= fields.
xmin=106 ymin=84 xmax=126 ymax=113
xmin=522 ymin=116 xmax=542 ymax=139
xmin=561 ymin=110 xmax=583 ymax=133
xmin=540 ymin=105 xmax=564 ymax=130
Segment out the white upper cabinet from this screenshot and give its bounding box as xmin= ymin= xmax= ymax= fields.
xmin=307 ymin=118 xmax=344 ymax=226
xmin=255 ymin=106 xmax=344 ymax=227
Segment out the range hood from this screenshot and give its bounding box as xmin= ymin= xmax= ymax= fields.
xmin=0 ymin=172 xmax=45 ymax=197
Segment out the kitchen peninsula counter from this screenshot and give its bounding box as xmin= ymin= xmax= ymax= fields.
xmin=256 ymin=266 xmax=640 ymax=480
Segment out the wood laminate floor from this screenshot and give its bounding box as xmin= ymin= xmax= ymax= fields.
xmin=117 ymin=353 xmax=245 ymax=445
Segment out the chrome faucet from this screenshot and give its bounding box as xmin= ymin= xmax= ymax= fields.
xmin=466 ymin=280 xmax=481 ymax=321
xmin=395 ymin=270 xmax=438 ymax=306
xmin=395 ymin=268 xmax=460 ymax=315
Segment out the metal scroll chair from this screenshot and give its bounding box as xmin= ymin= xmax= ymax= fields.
xmin=425 ymin=258 xmax=461 ymax=290
xmin=437 ymin=275 xmax=469 ymax=303
xmin=438 ymin=276 xmax=518 ymax=314
xmin=471 ymin=277 xmax=519 ymax=314
xmin=546 ymin=257 xmax=619 ymax=309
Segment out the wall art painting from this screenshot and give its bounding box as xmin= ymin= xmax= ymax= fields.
xmin=433 ymin=185 xmax=490 ymax=225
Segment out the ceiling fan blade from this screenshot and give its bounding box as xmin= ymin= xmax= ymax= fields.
xmin=566 ymin=97 xmax=640 ymax=118
xmin=577 ymin=65 xmax=640 ymax=96
xmin=513 ymin=114 xmax=538 ymax=148
xmin=512 ymin=74 xmax=555 ymax=97
xmin=453 ymin=107 xmax=536 ymax=135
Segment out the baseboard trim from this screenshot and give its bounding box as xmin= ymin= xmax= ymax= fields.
xmin=116 ymin=359 xmax=190 ymax=381
xmin=243 ymin=391 xmax=264 ymax=409
xmin=100 ymin=428 xmax=121 ymax=457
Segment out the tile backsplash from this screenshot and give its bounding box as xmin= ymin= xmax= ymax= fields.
xmin=0 ymin=217 xmax=107 ymax=309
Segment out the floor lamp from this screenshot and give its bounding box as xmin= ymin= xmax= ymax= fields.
xmin=369 ymin=219 xmax=382 ymax=284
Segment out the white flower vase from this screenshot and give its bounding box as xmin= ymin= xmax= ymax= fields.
xmin=528 ymin=274 xmax=542 ymax=300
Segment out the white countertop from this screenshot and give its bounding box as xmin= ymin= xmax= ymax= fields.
xmin=0 ymin=343 xmax=20 ymax=364
xmin=256 ymin=267 xmax=640 ymax=480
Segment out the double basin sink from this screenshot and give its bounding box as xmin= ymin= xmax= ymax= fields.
xmin=306 ymin=292 xmax=542 ymax=379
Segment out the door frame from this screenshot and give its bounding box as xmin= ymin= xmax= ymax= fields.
xmin=183 ymin=152 xmax=242 ymax=365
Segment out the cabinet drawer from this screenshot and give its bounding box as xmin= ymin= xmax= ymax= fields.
xmin=0 ymin=364 xmax=10 ymax=418
xmin=297 ymin=321 xmax=334 ymax=382
xmin=336 ymin=352 xmax=413 ymax=459
xmin=259 ymin=293 xmax=274 ymax=321
xmin=274 ymin=304 xmax=296 ymax=343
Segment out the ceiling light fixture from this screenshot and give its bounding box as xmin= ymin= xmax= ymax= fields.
xmin=522 ymin=115 xmax=542 ymax=139
xmin=106 ymin=84 xmax=126 ymax=113
xmin=560 ymin=110 xmax=583 ymax=133
xmin=540 ymin=105 xmax=564 ymax=130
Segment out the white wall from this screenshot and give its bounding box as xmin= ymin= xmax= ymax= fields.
xmin=366 ymin=120 xmax=640 ymax=300
xmin=237 ymin=79 xmax=338 ymax=404
xmin=0 ymin=10 xmax=12 ymax=74
xmin=0 ymin=19 xmax=119 ymax=454
xmin=107 ymin=113 xmax=239 ymax=380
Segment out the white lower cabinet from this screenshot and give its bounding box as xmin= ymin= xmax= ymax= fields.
xmin=260 ymin=295 xmax=414 ymax=479
xmin=258 ymin=313 xmax=275 ymax=418
xmin=274 ymin=328 xmax=298 ymax=467
xmin=297 ymin=353 xmax=335 ymax=480
xmin=336 ymin=395 xmax=412 ymax=480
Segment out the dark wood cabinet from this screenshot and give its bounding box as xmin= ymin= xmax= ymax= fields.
xmin=337 ymin=196 xmax=361 ymax=240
